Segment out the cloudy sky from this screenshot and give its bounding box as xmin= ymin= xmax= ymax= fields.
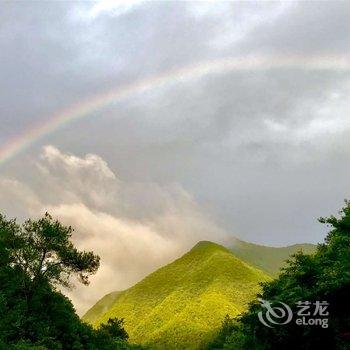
xmin=1 ymin=1 xmax=350 ymax=313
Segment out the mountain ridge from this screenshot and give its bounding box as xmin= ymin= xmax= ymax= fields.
xmin=83 ymin=240 xmax=270 ymax=349
xmin=227 ymin=238 xmax=316 ymax=276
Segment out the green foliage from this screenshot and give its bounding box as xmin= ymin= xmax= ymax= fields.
xmin=212 ymin=201 xmax=350 ymax=350
xmin=228 ymin=239 xmax=316 ymax=277
xmin=98 ymin=318 xmax=129 ymax=341
xmin=205 ymin=315 xmax=236 ymax=349
xmin=84 ymin=241 xmax=270 ymax=349
xmin=0 ymin=213 xmax=142 ymax=350
xmin=1 ymin=212 xmax=100 ymax=288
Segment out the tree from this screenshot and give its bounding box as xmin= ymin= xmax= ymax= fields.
xmin=0 ymin=213 xmax=144 ymax=349
xmin=205 ymin=315 xmax=236 ymax=349
xmin=210 ymin=200 xmax=350 ymax=350
xmin=98 ymin=318 xmax=129 ymax=341
xmin=1 ymin=212 xmax=100 ymax=288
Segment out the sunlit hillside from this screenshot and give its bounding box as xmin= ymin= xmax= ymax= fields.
xmin=84 ymin=241 xmax=270 ymax=349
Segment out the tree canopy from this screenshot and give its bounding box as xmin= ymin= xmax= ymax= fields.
xmin=1 ymin=213 xmax=100 ymax=288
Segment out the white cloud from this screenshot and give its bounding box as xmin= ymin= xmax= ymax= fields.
xmin=47 ymin=202 xmax=177 ymax=314
xmin=37 ymin=145 xmax=119 ymax=209
xmin=42 ymin=145 xmax=116 ymax=180
xmin=0 ymin=146 xmax=228 ymax=314
xmin=75 ymin=0 xmax=145 ymax=21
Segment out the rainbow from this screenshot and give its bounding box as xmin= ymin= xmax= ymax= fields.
xmin=0 ymin=54 xmax=349 ymax=168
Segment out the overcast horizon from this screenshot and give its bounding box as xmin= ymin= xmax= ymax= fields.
xmin=1 ymin=1 xmax=350 ymax=313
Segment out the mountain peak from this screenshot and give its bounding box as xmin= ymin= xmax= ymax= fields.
xmin=84 ymin=240 xmax=270 ymax=349
xmin=190 ymin=240 xmax=227 ymax=251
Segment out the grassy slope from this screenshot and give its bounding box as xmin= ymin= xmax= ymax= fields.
xmin=228 ymin=239 xmax=316 ymax=277
xmin=84 ymin=241 xmax=270 ymax=349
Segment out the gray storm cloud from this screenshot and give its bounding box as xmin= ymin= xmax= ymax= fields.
xmin=1 ymin=0 xmax=350 ymax=291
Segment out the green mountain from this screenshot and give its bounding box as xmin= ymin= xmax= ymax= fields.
xmin=83 ymin=241 xmax=270 ymax=349
xmin=83 ymin=291 xmax=122 ymax=324
xmin=227 ymin=239 xmax=316 ymax=277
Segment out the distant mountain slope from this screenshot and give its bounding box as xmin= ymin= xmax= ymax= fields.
xmin=228 ymin=239 xmax=316 ymax=277
xmin=83 ymin=241 xmax=270 ymax=349
xmin=83 ymin=291 xmax=122 ymax=325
